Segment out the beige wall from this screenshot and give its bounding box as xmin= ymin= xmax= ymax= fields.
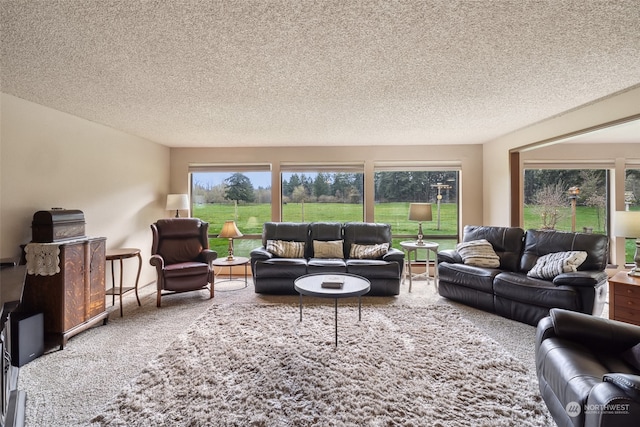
xmin=483 ymin=85 xmax=640 ymax=226
xmin=169 ymin=144 xmax=484 ymax=236
xmin=0 ymin=93 xmax=169 ymax=287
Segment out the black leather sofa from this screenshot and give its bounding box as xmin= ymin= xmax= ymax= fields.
xmin=250 ymin=222 xmax=404 ymax=295
xmin=437 ymin=225 xmax=609 ymax=325
xmin=536 ymin=308 xmax=640 ymax=427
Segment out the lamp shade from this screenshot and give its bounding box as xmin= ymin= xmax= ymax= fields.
xmin=218 ymin=220 xmax=243 ymax=239
xmin=408 ymin=203 xmax=433 ymax=222
xmin=166 ymin=194 xmax=189 ymax=211
xmin=614 ymin=211 xmax=640 ymax=238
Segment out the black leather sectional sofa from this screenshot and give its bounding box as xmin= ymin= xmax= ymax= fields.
xmin=250 ymin=222 xmax=404 ymax=295
xmin=437 ymin=225 xmax=609 ymax=326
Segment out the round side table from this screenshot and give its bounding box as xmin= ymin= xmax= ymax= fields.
xmin=399 ymin=241 xmax=439 ymax=292
xmin=106 ymin=248 xmax=142 ymax=317
xmin=211 ymin=256 xmax=249 ymax=294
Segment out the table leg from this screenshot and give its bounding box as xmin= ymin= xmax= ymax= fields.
xmin=118 ymin=258 xmax=124 ymax=317
xmin=408 ymin=249 xmax=414 ymax=292
xmin=110 ymin=260 xmax=116 ymax=306
xmin=299 ymin=293 xmax=303 ymax=322
xmin=358 ymin=295 xmax=362 ymax=321
xmin=334 ymin=298 xmax=338 ymax=347
xmin=134 ymin=253 xmax=142 ymax=306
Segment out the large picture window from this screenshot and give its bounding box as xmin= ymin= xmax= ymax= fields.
xmin=281 ymin=164 xmax=364 ymax=222
xmin=373 ymin=168 xmax=459 ymax=250
xmin=523 ymin=169 xmax=609 ymax=234
xmin=190 ymin=165 xmax=271 ymax=257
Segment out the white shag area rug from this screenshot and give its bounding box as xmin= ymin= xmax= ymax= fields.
xmin=91 ymin=303 xmax=552 ymax=426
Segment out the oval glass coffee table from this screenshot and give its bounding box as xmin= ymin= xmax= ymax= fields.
xmin=294 ymin=273 xmax=371 ymax=346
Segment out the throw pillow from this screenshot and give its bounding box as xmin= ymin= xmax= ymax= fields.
xmin=349 ymin=243 xmax=389 ymax=259
xmin=266 ymin=240 xmax=305 ymax=258
xmin=456 ymin=239 xmax=500 ymax=268
xmin=313 ymin=240 xmax=344 ymax=258
xmin=527 ymin=251 xmax=588 ymax=280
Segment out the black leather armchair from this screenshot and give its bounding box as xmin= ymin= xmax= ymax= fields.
xmin=536 ymin=308 xmax=640 ymax=427
xmin=150 ymin=218 xmax=217 ymax=307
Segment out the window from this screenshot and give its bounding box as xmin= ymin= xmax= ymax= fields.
xmin=523 ymin=169 xmax=609 ymax=234
xmin=281 ymin=164 xmax=364 ymax=222
xmin=190 ymin=165 xmax=271 ymax=257
xmin=373 ymin=167 xmax=459 ymax=251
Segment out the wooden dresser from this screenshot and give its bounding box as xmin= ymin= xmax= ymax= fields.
xmin=21 ymin=237 xmax=109 ymax=349
xmin=609 ymin=270 xmax=640 ymax=326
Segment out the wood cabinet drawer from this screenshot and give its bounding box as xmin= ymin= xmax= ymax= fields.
xmin=614 ymin=294 xmax=640 ymax=311
xmin=614 ymin=283 xmax=640 ymax=298
xmin=613 ymin=305 xmax=640 ymax=326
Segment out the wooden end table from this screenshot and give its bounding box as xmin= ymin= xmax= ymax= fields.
xmin=609 ymin=270 xmax=640 ymax=326
xmin=106 ymin=248 xmax=142 ymax=317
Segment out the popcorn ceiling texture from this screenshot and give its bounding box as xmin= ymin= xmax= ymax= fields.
xmin=1 ymin=0 xmax=639 ymax=147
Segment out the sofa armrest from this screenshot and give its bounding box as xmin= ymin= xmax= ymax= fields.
xmin=383 ymin=248 xmax=404 ymax=263
xmin=149 ymin=254 xmax=164 ymax=269
xmin=535 ymin=315 xmax=556 ymax=354
xmin=586 ymin=378 xmax=640 ymax=427
xmin=549 ymin=308 xmax=640 ymax=353
xmin=250 ymin=247 xmax=273 ymax=260
xmin=437 ymin=249 xmax=462 ymax=264
xmin=603 ymin=374 xmax=640 ymax=403
xmin=553 ymin=270 xmax=608 ymax=287
xmin=200 ymin=249 xmax=218 ymax=264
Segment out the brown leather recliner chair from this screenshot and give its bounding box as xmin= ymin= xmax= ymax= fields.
xmin=150 ymin=218 xmax=217 ymax=307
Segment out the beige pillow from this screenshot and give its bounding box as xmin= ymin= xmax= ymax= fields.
xmin=313 ymin=240 xmax=344 ymax=258
xmin=527 ymin=251 xmax=588 ymax=280
xmin=349 ymin=243 xmax=389 ymax=259
xmin=456 ymin=239 xmax=500 ymax=268
xmin=266 ymin=240 xmax=305 ymax=258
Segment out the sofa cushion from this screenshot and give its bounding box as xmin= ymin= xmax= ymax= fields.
xmin=349 ymin=243 xmax=389 ymax=259
xmin=253 ymin=258 xmax=308 ymax=278
xmin=493 ymin=272 xmax=581 ymax=310
xmin=346 ymin=259 xmax=398 ymax=279
xmin=438 ymin=262 xmax=500 ymax=293
xmin=527 ymin=251 xmax=588 ymax=280
xmin=456 ymin=239 xmax=500 ymax=268
xmin=266 ymin=240 xmax=305 ymax=258
xmin=312 ymin=240 xmax=344 ymax=258
xmin=307 ymin=258 xmax=347 ymax=274
xmin=623 ymin=343 xmax=640 ymax=371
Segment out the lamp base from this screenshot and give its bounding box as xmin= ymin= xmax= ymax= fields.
xmin=226 ymin=238 xmax=235 ymax=261
xmin=416 ymin=223 xmax=425 ymax=245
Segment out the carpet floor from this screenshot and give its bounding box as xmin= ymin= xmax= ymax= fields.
xmin=18 ymin=279 xmax=554 ymax=426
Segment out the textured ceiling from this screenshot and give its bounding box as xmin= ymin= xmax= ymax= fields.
xmin=2 ymin=0 xmax=640 ymax=148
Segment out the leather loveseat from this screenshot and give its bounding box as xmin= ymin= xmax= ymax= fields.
xmin=437 ymin=225 xmax=609 ymax=326
xmin=250 ymin=222 xmax=404 ymax=295
xmin=536 ymin=308 xmax=640 ymax=427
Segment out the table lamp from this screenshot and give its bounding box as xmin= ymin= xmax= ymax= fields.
xmin=219 ymin=220 xmax=243 ymax=261
xmin=408 ymin=203 xmax=432 ymax=245
xmin=614 ymin=210 xmax=640 ymax=276
xmin=166 ymin=194 xmax=189 ymax=218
